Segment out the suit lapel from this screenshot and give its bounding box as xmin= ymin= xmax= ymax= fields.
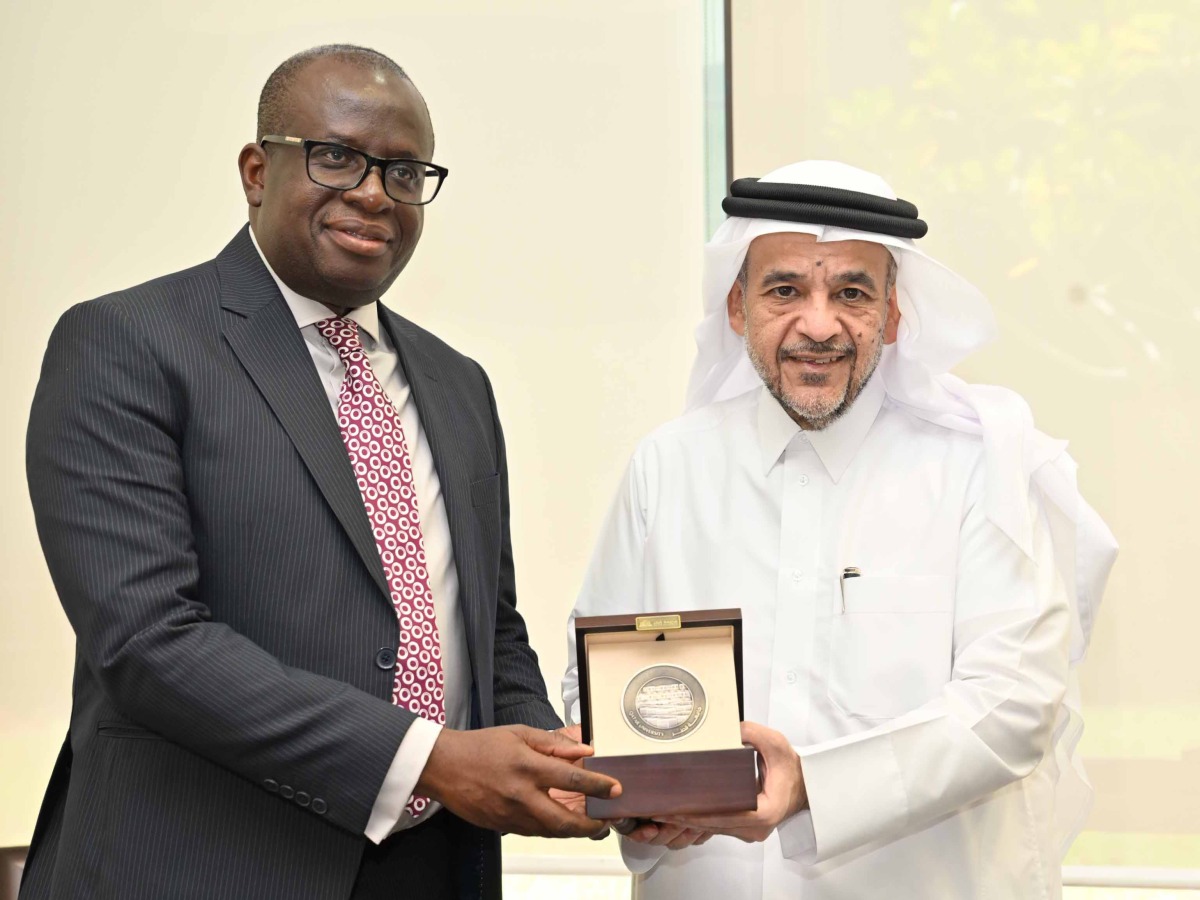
xmin=378 ymin=307 xmax=483 ymax=686
xmin=215 ymin=227 xmax=390 ymax=600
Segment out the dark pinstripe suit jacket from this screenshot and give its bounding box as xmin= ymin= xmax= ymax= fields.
xmin=22 ymin=226 xmax=561 ymax=900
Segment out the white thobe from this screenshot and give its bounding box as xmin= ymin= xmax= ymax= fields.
xmin=563 ymin=374 xmax=1072 ymax=899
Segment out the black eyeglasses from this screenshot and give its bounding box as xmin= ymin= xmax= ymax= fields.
xmin=259 ymin=135 xmax=448 ymax=205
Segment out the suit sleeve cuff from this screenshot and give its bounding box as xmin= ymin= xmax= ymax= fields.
xmin=364 ymin=718 xmax=443 ymax=844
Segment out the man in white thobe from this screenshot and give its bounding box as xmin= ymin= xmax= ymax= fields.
xmin=562 ymin=161 xmax=1117 ymax=899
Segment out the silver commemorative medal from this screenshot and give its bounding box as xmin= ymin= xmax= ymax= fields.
xmin=622 ymin=664 xmax=708 ymax=742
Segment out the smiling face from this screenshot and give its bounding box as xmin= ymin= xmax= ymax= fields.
xmin=239 ymin=56 xmax=434 ymax=311
xmin=727 ymin=232 xmax=900 ymax=430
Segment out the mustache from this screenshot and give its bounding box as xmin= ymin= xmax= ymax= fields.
xmin=778 ymin=339 xmax=856 ymax=361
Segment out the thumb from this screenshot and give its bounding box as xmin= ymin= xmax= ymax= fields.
xmin=740 ymin=720 xmax=766 ymax=748
xmin=523 ymin=726 xmax=595 ymax=760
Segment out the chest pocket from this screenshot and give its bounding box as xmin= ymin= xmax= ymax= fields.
xmin=827 ymin=574 xmax=954 ymax=719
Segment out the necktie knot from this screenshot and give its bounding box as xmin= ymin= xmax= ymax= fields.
xmin=316 ymin=316 xmax=366 ymax=363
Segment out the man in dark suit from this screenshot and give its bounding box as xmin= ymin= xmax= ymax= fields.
xmin=22 ymin=44 xmax=618 ymax=900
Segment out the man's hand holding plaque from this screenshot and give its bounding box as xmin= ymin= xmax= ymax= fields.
xmin=652 ymin=721 xmax=808 ymax=843
xmin=548 ymin=724 xmax=718 ymax=848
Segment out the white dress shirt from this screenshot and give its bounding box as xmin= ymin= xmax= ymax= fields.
xmin=564 ymin=374 xmax=1072 ymax=899
xmin=250 ymin=230 xmax=469 ymax=841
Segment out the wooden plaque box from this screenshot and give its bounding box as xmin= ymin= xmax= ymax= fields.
xmin=575 ymin=608 xmax=758 ymax=820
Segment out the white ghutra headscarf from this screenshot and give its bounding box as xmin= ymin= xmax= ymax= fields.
xmin=686 ymin=160 xmax=1118 ymax=852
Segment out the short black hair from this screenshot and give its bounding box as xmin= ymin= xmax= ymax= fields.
xmin=256 ymin=44 xmax=422 ymax=141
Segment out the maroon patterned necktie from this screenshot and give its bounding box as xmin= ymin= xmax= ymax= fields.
xmin=317 ymin=316 xmax=446 ymax=817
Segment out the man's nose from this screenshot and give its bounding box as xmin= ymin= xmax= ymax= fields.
xmin=343 ymin=166 xmax=395 ymax=214
xmin=794 ymin=296 xmax=841 ymax=343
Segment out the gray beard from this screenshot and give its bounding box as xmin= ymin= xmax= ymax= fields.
xmin=745 ymin=335 xmax=884 ymax=431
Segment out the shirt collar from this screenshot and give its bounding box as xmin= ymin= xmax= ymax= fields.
xmin=248 ymin=225 xmax=382 ymax=345
xmin=756 ymin=369 xmax=886 ymax=482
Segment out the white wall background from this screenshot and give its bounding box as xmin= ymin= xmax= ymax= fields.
xmin=0 ymin=0 xmax=707 ymax=866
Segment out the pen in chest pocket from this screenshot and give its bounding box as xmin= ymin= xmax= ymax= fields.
xmin=839 ymin=567 xmax=861 ymax=613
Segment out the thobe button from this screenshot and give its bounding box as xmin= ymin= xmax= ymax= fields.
xmin=279 ymin=785 xmax=295 ymax=800
xmin=798 ymin=474 xmax=810 ymax=486
xmin=263 ymin=779 xmax=279 ymax=793
xmin=791 ymin=569 xmax=803 ymax=582
xmin=312 ymin=798 xmax=328 ymax=815
xmin=375 ymin=648 xmax=397 ymax=670
xmin=785 ymin=671 xmax=798 ymax=684
xmin=295 ymin=791 xmax=311 ymax=808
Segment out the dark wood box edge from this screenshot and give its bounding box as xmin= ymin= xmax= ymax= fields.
xmin=583 ymin=747 xmax=757 ymax=820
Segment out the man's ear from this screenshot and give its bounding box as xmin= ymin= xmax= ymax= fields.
xmin=238 ymin=143 xmax=267 ymax=208
xmin=883 ymin=285 xmax=900 ymax=344
xmin=727 ymin=281 xmax=747 ymax=337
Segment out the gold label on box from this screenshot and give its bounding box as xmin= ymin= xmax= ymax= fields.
xmin=635 ymin=614 xmax=682 ymax=631
xmin=622 ymin=665 xmax=707 ymax=742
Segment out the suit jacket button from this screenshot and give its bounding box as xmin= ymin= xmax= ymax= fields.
xmin=279 ymin=785 xmax=295 ymax=800
xmin=312 ymin=798 xmax=327 ymax=815
xmin=295 ymin=791 xmax=311 ymax=808
xmin=375 ymin=648 xmax=397 ymax=670
xmin=264 ymin=779 xmax=279 ymax=793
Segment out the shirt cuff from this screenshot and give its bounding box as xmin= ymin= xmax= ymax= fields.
xmin=364 ymin=718 xmax=443 ymax=844
xmin=776 ymin=809 xmax=817 ymax=862
xmin=619 ymin=835 xmax=668 ymax=875
xmin=794 ymin=731 xmax=909 ymax=862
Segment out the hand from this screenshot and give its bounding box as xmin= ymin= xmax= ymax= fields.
xmin=654 ymin=721 xmax=806 ymax=843
xmin=417 ymin=725 xmax=621 ymax=838
xmin=546 ymin=725 xmax=590 ymax=817
xmin=621 ymin=819 xmax=713 ymax=850
xmin=542 ymin=725 xmax=711 ymax=848
xmin=555 ymin=723 xmax=584 ymax=745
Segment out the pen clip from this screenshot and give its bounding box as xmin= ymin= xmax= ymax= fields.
xmin=839 ymin=567 xmax=861 ymax=613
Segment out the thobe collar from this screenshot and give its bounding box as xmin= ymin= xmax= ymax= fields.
xmin=757 ymin=368 xmax=886 ymax=483
xmin=248 ymin=225 xmax=382 ymax=346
